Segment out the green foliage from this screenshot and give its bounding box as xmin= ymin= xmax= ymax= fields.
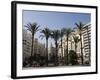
xmin=75 ymin=22 xmax=85 ymax=35
xmin=63 ymin=28 xmax=72 ymax=37
xmin=60 ymin=28 xmax=65 ymax=37
xmin=51 ymin=30 xmax=60 ymax=41
xmin=24 ymin=22 xmax=40 ymax=35
xmin=40 ymin=27 xmax=51 ymax=40
xmin=68 ymin=50 xmax=78 ymax=65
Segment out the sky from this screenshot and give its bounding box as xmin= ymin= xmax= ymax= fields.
xmin=23 ymin=10 xmax=90 ymax=48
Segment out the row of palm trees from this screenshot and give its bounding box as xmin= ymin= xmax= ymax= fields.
xmin=24 ymin=22 xmax=90 ymax=66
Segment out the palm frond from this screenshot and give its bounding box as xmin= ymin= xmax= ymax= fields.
xmin=24 ymin=25 xmax=32 ymax=32
xmin=51 ymin=30 xmax=60 ymax=41
xmin=40 ymin=27 xmax=51 ymax=39
xmin=75 ymin=23 xmax=80 ymax=28
xmin=64 ymin=28 xmax=72 ymax=37
xmin=39 ymin=35 xmax=44 ymax=40
xmin=75 ymin=22 xmax=84 ymax=30
xmin=24 ymin=22 xmax=40 ymax=35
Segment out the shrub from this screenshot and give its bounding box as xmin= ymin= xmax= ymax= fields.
xmin=68 ymin=50 xmax=78 ymax=65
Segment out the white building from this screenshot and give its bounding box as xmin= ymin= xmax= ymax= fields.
xmin=23 ymin=29 xmax=46 ymax=61
xmin=23 ymin=29 xmax=31 ymax=60
xmin=82 ymin=23 xmax=91 ymax=64
xmin=58 ymin=23 xmax=91 ymax=64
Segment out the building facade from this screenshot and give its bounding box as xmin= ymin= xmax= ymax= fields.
xmin=23 ymin=29 xmax=46 ymax=61
xmin=58 ymin=23 xmax=91 ymax=64
xmin=82 ymin=23 xmax=91 ymax=64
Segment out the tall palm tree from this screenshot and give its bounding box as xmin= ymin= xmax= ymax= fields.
xmin=68 ymin=33 xmax=74 ymax=50
xmin=73 ymin=35 xmax=80 ymax=53
xmin=69 ymin=38 xmax=73 ymax=50
xmin=60 ymin=28 xmax=65 ymax=60
xmin=51 ymin=30 xmax=60 ymax=66
xmin=69 ymin=30 xmax=76 ymax=50
xmin=24 ymin=22 xmax=39 ymax=57
xmin=40 ymin=27 xmax=51 ymax=66
xmin=75 ymin=22 xmax=85 ymax=64
xmin=64 ymin=28 xmax=72 ymax=65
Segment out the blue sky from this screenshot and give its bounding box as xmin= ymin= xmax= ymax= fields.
xmin=23 ymin=10 xmax=90 ymax=48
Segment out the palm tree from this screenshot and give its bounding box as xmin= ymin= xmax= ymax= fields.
xmin=51 ymin=30 xmax=60 ymax=66
xmin=40 ymin=27 xmax=51 ymax=66
xmin=69 ymin=30 xmax=76 ymax=50
xmin=60 ymin=28 xmax=65 ymax=60
xmin=69 ymin=34 xmax=74 ymax=50
xmin=64 ymin=28 xmax=72 ymax=65
xmin=69 ymin=38 xmax=73 ymax=50
xmin=73 ymin=35 xmax=80 ymax=53
xmin=75 ymin=22 xmax=85 ymax=64
xmin=24 ymin=22 xmax=39 ymax=57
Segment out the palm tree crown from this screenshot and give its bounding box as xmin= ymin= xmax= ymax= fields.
xmin=40 ymin=27 xmax=51 ymax=39
xmin=63 ymin=28 xmax=72 ymax=36
xmin=51 ymin=30 xmax=60 ymax=41
xmin=75 ymin=22 xmax=85 ymax=35
xmin=24 ymin=22 xmax=39 ymax=35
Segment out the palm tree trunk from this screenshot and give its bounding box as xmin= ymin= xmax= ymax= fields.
xmin=80 ymin=34 xmax=83 ymax=64
xmin=46 ymin=39 xmax=48 ymax=66
xmin=31 ymin=35 xmax=34 ymax=56
xmin=55 ymin=41 xmax=58 ymax=66
xmin=66 ymin=36 xmax=69 ymax=65
xmin=30 ymin=35 xmax=34 ymax=66
xmin=75 ymin=43 xmax=77 ymax=53
xmin=61 ymin=37 xmax=63 ymax=60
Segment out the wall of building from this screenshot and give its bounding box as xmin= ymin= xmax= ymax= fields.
xmin=58 ymin=23 xmax=91 ymax=64
xmin=23 ymin=29 xmax=46 ymax=61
